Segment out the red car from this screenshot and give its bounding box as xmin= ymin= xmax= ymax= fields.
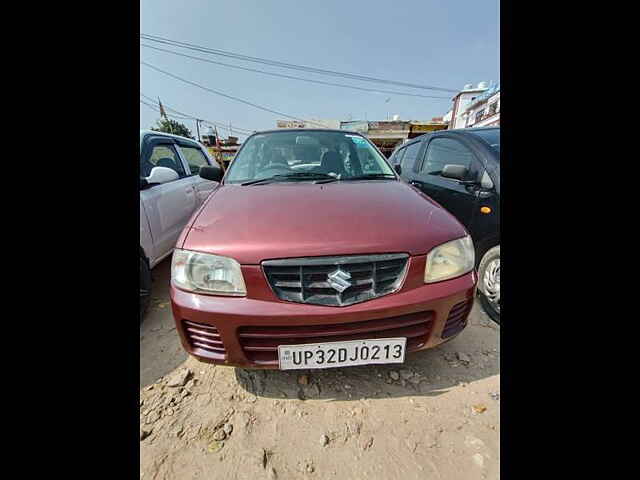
xmin=170 ymin=129 xmax=477 ymax=370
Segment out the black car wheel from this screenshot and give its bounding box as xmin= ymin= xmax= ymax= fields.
xmin=478 ymin=245 xmax=500 ymax=324
xmin=140 ymin=256 xmax=151 ymax=323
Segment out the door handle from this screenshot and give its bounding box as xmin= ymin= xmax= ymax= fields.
xmin=409 ymin=180 xmax=421 ymax=187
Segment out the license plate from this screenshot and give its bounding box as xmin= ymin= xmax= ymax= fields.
xmin=278 ymin=338 xmax=407 ymax=370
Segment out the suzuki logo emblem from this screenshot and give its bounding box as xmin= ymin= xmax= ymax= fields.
xmin=327 ymin=268 xmax=352 ymax=293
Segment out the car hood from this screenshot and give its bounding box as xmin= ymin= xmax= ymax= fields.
xmin=181 ymin=181 xmax=468 ymax=265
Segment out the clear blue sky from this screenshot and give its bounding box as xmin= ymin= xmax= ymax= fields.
xmin=140 ymin=0 xmax=499 ymax=138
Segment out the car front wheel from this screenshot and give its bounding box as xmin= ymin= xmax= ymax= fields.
xmin=478 ymin=245 xmax=500 ymax=324
xmin=140 ymin=256 xmax=151 ymax=323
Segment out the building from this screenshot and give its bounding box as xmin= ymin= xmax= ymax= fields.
xmin=459 ymin=83 xmax=500 ymax=128
xmin=276 ymin=119 xmax=341 ymax=129
xmin=340 ymin=119 xmax=408 ymax=157
xmin=446 ymin=82 xmax=491 ymax=129
xmin=274 ymin=117 xmax=447 ymax=158
xmin=408 ymin=118 xmax=448 ymax=139
xmin=340 ymin=117 xmax=447 ymax=157
xmin=365 ymin=119 xmax=411 ymax=157
xmin=201 ymin=127 xmax=241 ymax=170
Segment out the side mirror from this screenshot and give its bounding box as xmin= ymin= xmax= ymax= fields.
xmin=480 ymin=171 xmax=494 ymax=190
xmin=199 ymin=165 xmax=223 ymax=182
xmin=394 ymin=163 xmax=402 ymax=174
xmin=139 ymin=177 xmax=148 ymax=189
xmin=441 ymin=164 xmax=468 ymax=181
xmin=145 ymin=166 xmax=179 ymax=185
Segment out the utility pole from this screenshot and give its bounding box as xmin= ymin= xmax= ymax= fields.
xmin=158 ymin=97 xmax=173 ymax=134
xmin=195 ymin=119 xmax=201 ymax=142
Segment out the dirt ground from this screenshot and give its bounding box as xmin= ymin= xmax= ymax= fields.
xmin=140 ymin=257 xmax=500 ymax=480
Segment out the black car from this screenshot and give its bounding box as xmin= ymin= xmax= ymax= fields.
xmin=390 ymin=127 xmax=500 ymax=323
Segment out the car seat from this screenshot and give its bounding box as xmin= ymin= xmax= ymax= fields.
xmin=267 ymin=149 xmax=289 ymax=168
xmin=157 ymin=157 xmax=180 ymax=175
xmin=318 ymin=151 xmax=344 ymax=176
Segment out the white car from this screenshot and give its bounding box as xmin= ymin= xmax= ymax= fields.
xmin=139 ymin=130 xmax=220 ymax=320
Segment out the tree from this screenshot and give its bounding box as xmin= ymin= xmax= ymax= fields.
xmin=151 ymin=118 xmax=194 ymax=139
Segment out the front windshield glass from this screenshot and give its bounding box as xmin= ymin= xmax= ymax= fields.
xmin=225 ymin=130 xmax=395 ymax=184
xmin=468 ymin=128 xmax=500 ymax=157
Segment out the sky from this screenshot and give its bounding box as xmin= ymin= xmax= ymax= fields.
xmin=140 ymin=0 xmax=499 ymax=139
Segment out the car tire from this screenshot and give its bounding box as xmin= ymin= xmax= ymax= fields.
xmin=478 ymin=245 xmax=500 ymax=324
xmin=140 ymin=256 xmax=152 ymax=323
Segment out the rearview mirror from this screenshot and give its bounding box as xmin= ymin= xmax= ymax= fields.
xmin=394 ymin=163 xmax=402 ymax=174
xmin=441 ymin=164 xmax=468 ymax=181
xmin=199 ymin=165 xmax=223 ymax=182
xmin=145 ymin=166 xmax=179 ymax=185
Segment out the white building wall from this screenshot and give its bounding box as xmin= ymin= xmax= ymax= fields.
xmin=451 ymin=90 xmax=488 ymax=129
xmin=309 ymin=119 xmax=341 ymax=129
xmin=462 ymin=91 xmax=500 ymax=128
xmin=277 ymin=119 xmax=341 ymax=129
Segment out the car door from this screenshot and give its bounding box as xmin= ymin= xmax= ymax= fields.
xmin=410 ymin=135 xmax=482 ymax=230
xmin=468 ymin=155 xmax=500 ymax=253
xmin=389 ymin=146 xmax=403 ymax=168
xmin=140 ymin=137 xmax=197 ymax=265
xmin=391 ymin=146 xmax=406 ymax=170
xmin=397 ymin=140 xmax=422 ymax=181
xmin=175 ymin=140 xmax=219 ymax=206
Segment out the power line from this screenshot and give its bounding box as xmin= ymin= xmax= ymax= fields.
xmin=140 ymin=64 xmax=326 ymax=129
xmin=140 ymin=93 xmax=254 ymax=135
xmin=140 ymin=100 xmax=250 ymax=137
xmin=141 ymin=97 xmax=253 ymax=135
xmin=140 ymin=99 xmax=194 ymax=121
xmin=140 ymin=34 xmax=458 ymax=93
xmin=141 ymin=60 xmax=330 ymax=128
xmin=140 ymin=43 xmax=451 ymax=100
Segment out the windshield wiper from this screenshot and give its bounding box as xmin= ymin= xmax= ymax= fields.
xmin=241 ymin=172 xmax=337 ymax=186
xmin=342 ymin=174 xmax=397 ymax=181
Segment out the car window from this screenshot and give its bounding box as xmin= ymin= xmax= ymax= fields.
xmin=400 ymin=142 xmax=421 ymax=171
xmin=225 ymin=130 xmax=394 ymax=184
xmin=400 ymin=146 xmax=416 ymax=171
xmin=179 ymin=145 xmax=209 ymax=175
xmin=142 ymin=144 xmax=187 ymax=179
xmin=357 ymin=147 xmax=380 ymax=173
xmin=393 ymin=147 xmax=406 ymax=166
xmin=421 ymin=138 xmax=474 ymax=177
xmin=467 ymin=129 xmax=500 ymax=156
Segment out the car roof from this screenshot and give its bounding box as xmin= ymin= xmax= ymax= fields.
xmin=391 ymin=127 xmax=500 ymax=155
xmin=402 ymin=126 xmax=499 ymax=144
xmin=139 ymin=129 xmax=203 ymax=145
xmin=248 ymin=128 xmax=365 ymax=136
xmin=436 ymin=127 xmax=499 ymax=136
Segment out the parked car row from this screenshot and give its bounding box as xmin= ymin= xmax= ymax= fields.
xmin=139 ymin=130 xmax=221 ymax=320
xmin=388 ymin=127 xmax=500 ymax=323
xmin=140 ymin=127 xmax=500 ymax=370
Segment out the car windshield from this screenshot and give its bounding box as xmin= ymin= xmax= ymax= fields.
xmin=468 ymin=129 xmax=500 ymax=157
xmin=225 ymin=130 xmax=396 ymax=184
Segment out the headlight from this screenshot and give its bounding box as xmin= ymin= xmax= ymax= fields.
xmin=171 ymin=249 xmax=247 ymax=296
xmin=424 ymin=235 xmax=475 ymax=283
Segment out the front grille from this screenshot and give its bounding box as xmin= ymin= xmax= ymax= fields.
xmin=239 ymin=311 xmax=433 ymax=365
xmin=262 ymin=254 xmax=409 ymax=306
xmin=441 ymin=299 xmax=473 ymax=338
xmin=182 ymin=320 xmax=226 ymax=359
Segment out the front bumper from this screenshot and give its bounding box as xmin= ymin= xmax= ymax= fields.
xmin=170 ymin=255 xmax=477 ymax=369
